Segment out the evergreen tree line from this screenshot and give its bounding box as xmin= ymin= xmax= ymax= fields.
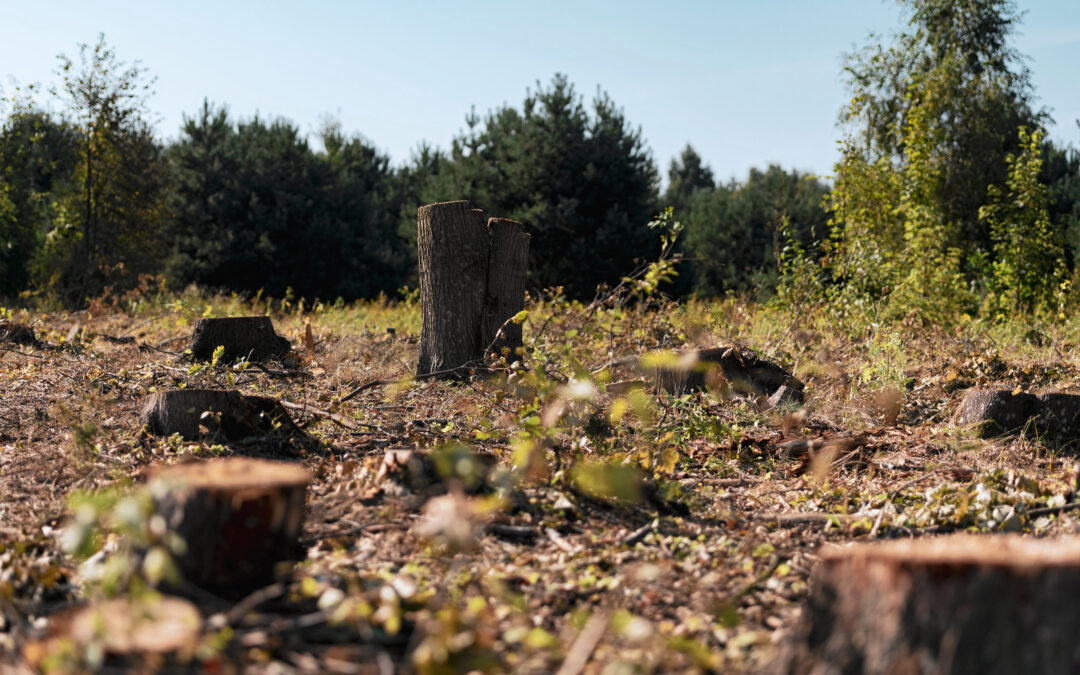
xmin=2 ymin=3 xmax=1080 ymax=315
xmin=0 ymin=45 xmax=829 ymax=307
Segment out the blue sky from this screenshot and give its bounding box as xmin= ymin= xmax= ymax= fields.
xmin=1 ymin=0 xmax=1078 ymax=184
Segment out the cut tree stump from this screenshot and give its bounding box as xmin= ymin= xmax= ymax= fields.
xmin=188 ymin=315 xmax=290 ymax=362
xmin=149 ymin=457 xmax=311 ymax=594
xmin=650 ymin=346 xmax=804 ymax=400
xmin=769 ymin=534 xmax=1080 ymax=675
xmin=24 ymin=596 xmax=201 ymax=668
xmin=416 ymin=201 xmax=530 ymax=377
xmin=140 ymin=389 xmax=297 ymax=441
xmin=25 ymin=596 xmax=201 ymax=665
xmin=0 ymin=321 xmax=37 ymax=346
xmin=954 ymin=388 xmax=1080 ymax=444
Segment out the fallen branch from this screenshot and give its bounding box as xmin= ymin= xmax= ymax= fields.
xmin=555 ymin=610 xmax=608 ymax=675
xmin=278 ymin=400 xmax=358 ymax=430
xmin=746 ymin=512 xmax=860 ymax=527
xmin=621 ymin=519 xmax=656 ymax=547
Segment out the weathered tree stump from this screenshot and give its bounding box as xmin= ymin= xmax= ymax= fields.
xmin=953 ymin=388 xmax=1041 ymax=436
xmin=139 ymin=389 xmax=297 ymax=441
xmin=188 ymin=315 xmax=290 ymax=362
xmin=149 ymin=457 xmax=311 ymax=594
xmin=0 ymin=321 xmax=37 ymax=346
xmin=769 ymin=534 xmax=1080 ymax=675
xmin=651 ymin=346 xmax=804 ymax=400
xmin=954 ymin=388 xmax=1080 ymax=444
xmin=24 ymin=596 xmax=202 ymax=668
xmin=416 ymin=201 xmax=530 ymax=377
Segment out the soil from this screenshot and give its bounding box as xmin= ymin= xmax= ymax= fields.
xmin=1 ymin=298 xmax=1078 ymax=673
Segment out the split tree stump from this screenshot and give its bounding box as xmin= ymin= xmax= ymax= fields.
xmin=416 ymin=201 xmax=530 ymax=377
xmin=188 ymin=315 xmax=290 ymax=362
xmin=149 ymin=457 xmax=311 ymax=594
xmin=140 ymin=389 xmax=297 ymax=441
xmin=770 ymin=535 xmax=1080 ymax=674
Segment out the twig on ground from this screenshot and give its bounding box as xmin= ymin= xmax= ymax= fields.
xmin=278 ymin=400 xmax=358 ymax=430
xmin=555 ymin=610 xmax=609 ymax=675
xmin=621 ymin=519 xmax=657 ymax=546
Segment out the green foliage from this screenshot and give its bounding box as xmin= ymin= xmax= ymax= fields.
xmin=663 ymin=144 xmax=715 ymax=215
xmin=839 ymin=0 xmax=1042 ymax=253
xmin=980 ymin=127 xmax=1065 ymax=317
xmin=402 ymin=74 xmax=660 ymax=298
xmin=829 ymin=0 xmax=1048 ymax=321
xmin=683 ymin=165 xmax=829 ymax=297
xmin=0 ymin=106 xmax=78 ymax=298
xmin=167 ymin=104 xmax=408 ymax=300
xmin=40 ymin=33 xmax=171 ymax=305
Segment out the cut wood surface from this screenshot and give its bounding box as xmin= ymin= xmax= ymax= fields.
xmin=150 ymin=457 xmax=311 ymax=594
xmin=769 ymin=534 xmax=1080 ymax=674
xmin=416 ymin=201 xmax=529 ymax=377
xmin=24 ymin=596 xmax=201 ymax=667
xmin=140 ymin=389 xmax=296 ymax=441
xmin=188 ymin=315 xmax=290 ymax=362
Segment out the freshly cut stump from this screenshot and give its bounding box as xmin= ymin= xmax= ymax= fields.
xmin=140 ymin=389 xmax=296 ymax=441
xmin=24 ymin=596 xmax=201 ymax=667
xmin=188 ymin=315 xmax=290 ymax=362
xmin=150 ymin=457 xmax=311 ymax=594
xmin=769 ymin=535 xmax=1080 ymax=675
xmin=650 ymin=346 xmax=804 ymax=400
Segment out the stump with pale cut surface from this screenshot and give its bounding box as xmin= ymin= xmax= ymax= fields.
xmin=24 ymin=596 xmax=202 ymax=668
xmin=769 ymin=534 xmax=1080 ymax=675
xmin=139 ymin=389 xmax=296 ymax=441
xmin=416 ymin=201 xmax=530 ymax=377
xmin=188 ymin=315 xmax=290 ymax=362
xmin=150 ymin=457 xmax=311 ymax=594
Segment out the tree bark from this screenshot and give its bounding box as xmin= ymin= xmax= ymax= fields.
xmin=416 ymin=202 xmax=529 ymax=377
xmin=188 ymin=315 xmax=290 ymax=362
xmin=139 ymin=389 xmax=297 ymax=441
xmin=484 ymin=217 xmax=530 ymax=362
xmin=769 ymin=534 xmax=1080 ymax=675
xmin=149 ymin=457 xmax=310 ymax=595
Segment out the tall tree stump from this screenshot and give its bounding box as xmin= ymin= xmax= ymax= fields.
xmin=139 ymin=389 xmax=297 ymax=441
xmin=416 ymin=201 xmax=530 ymax=377
xmin=188 ymin=316 xmax=290 ymax=362
xmin=769 ymin=534 xmax=1080 ymax=674
xmin=149 ymin=457 xmax=311 ymax=595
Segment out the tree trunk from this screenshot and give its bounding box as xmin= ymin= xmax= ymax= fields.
xmin=188 ymin=315 xmax=290 ymax=362
xmin=484 ymin=218 xmax=530 ymax=362
xmin=416 ymin=201 xmax=530 ymax=377
xmin=769 ymin=534 xmax=1080 ymax=675
xmin=149 ymin=457 xmax=310 ymax=595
